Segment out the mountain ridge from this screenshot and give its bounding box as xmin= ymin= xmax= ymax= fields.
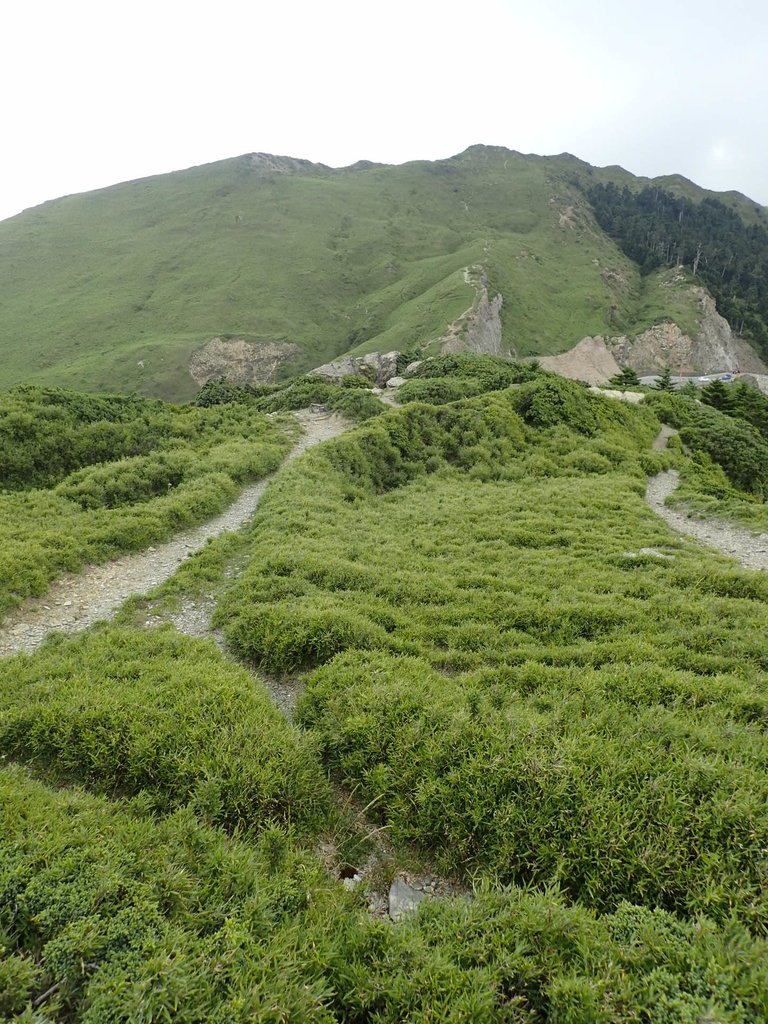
xmin=1 ymin=144 xmax=767 ymax=400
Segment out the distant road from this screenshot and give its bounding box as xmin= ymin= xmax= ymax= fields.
xmin=638 ymin=372 xmax=738 ymax=388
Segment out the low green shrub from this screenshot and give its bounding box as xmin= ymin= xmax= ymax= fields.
xmin=299 ymin=647 xmax=768 ymax=927
xmin=0 ymin=627 xmax=331 ymax=833
xmin=0 ymin=392 xmax=293 ymax=616
xmin=646 ymin=390 xmax=768 ymax=497
xmin=214 ymin=386 xmax=768 ymax=930
xmin=3 ymin=764 xmax=767 ymax=1022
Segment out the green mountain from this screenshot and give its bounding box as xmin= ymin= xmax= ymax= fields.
xmin=1 ymin=145 xmax=767 ymax=401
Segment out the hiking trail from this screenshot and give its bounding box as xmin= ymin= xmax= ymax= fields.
xmin=646 ymin=426 xmax=768 ymax=571
xmin=0 ymin=410 xmax=350 ymax=658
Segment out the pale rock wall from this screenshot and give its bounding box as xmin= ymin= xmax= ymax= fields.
xmin=189 ymin=337 xmax=300 ymax=387
xmin=606 ymin=288 xmax=767 ymax=375
xmin=440 ymin=287 xmax=505 ymax=356
xmin=538 ymin=337 xmax=622 ymax=386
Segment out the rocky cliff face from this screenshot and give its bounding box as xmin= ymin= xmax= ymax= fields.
xmin=606 ymin=287 xmax=767 ymax=375
xmin=189 ymin=337 xmax=299 ymax=386
xmin=440 ymin=267 xmax=505 ymax=356
xmin=310 ymin=351 xmax=400 ymax=385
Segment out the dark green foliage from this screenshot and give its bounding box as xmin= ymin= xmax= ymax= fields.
xmin=397 ymin=376 xmax=488 ymax=405
xmin=511 ymin=375 xmax=601 ymax=432
xmin=646 ymin=390 xmax=768 ymax=496
xmin=396 ymin=356 xmax=542 ymax=406
xmin=609 ymin=366 xmax=641 ymax=388
xmin=588 ymin=182 xmax=768 ymax=354
xmin=408 ymin=354 xmax=542 ymax=389
xmin=0 ymin=627 xmax=331 ymax=832
xmin=654 ymin=366 xmax=676 ymax=392
xmin=194 ymin=373 xmax=385 ymax=422
xmin=0 ymin=386 xmax=166 ymax=491
xmin=702 ymin=379 xmax=768 ymax=439
xmin=700 ymin=378 xmax=732 ymax=412
xmin=193 ymin=376 xmax=273 ymax=406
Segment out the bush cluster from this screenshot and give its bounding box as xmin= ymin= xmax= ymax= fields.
xmin=0 ymin=627 xmax=331 ymax=832
xmin=3 ymin=762 xmax=768 ymax=1021
xmin=215 ymin=378 xmax=768 ymax=932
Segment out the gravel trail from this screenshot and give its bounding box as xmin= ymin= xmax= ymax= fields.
xmin=0 ymin=410 xmax=350 ymax=658
xmin=646 ymin=469 xmax=768 ymax=572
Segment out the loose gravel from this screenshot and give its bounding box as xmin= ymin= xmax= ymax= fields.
xmin=645 ymin=470 xmax=768 ymax=571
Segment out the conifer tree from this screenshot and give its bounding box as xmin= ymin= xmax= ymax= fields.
xmin=609 ymin=367 xmax=641 ymax=388
xmin=654 ymin=366 xmax=675 ymax=392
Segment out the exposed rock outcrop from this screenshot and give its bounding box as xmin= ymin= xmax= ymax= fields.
xmin=740 ymin=373 xmax=768 ymax=395
xmin=310 ymin=350 xmax=400 ymax=385
xmin=538 ymin=337 xmax=621 ymax=385
xmin=605 ymin=288 xmax=767 ymax=375
xmin=440 ymin=266 xmax=505 ymax=356
xmin=543 ymin=285 xmax=768 ymax=386
xmin=189 ymin=337 xmax=299 ymax=387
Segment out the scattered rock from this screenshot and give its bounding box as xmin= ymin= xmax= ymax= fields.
xmin=388 ymin=877 xmax=429 ymax=921
xmin=589 ymin=386 xmax=645 ymax=404
xmin=386 ymin=376 xmax=406 ymax=389
xmin=404 ymin=361 xmax=423 ymax=375
xmin=311 ymin=351 xmax=400 ymax=386
xmin=622 ymin=549 xmax=675 ymax=561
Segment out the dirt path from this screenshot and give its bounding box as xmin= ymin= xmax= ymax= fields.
xmin=645 ymin=471 xmax=768 ymax=570
xmin=646 ymin=425 xmax=768 ymax=570
xmin=652 ymin=423 xmax=678 ymax=450
xmin=0 ymin=410 xmax=350 ymax=658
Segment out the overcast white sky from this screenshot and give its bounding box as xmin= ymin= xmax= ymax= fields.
xmin=2 ymin=0 xmax=766 ymax=223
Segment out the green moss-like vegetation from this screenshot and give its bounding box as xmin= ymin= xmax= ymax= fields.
xmin=195 ymin=373 xmax=385 ymax=421
xmin=6 ymin=365 xmax=768 ymax=1017
xmin=0 ymin=626 xmax=331 ymax=832
xmin=3 ymin=762 xmax=768 ymax=1021
xmin=215 ymin=377 xmax=768 ymax=932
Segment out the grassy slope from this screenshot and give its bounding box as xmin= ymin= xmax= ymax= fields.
xmin=6 ymin=374 xmax=768 ymax=1017
xmin=214 ymin=381 xmax=768 ymax=934
xmin=0 ymin=146 xmax=719 ymax=401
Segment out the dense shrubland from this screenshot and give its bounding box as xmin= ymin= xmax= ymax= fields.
xmin=396 ymin=354 xmax=541 ymax=406
xmin=0 ymin=386 xmax=292 ymax=616
xmin=195 ymin=373 xmax=384 ymax=421
xmin=213 ymin=376 xmax=768 ymax=935
xmin=0 ymin=627 xmax=331 ymax=833
xmin=6 ymin=366 xmax=768 ymax=1018
xmin=5 ymin=758 xmax=767 ymax=1021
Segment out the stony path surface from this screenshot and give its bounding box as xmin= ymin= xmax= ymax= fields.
xmin=646 ymin=425 xmax=768 ymax=570
xmin=652 ymin=423 xmax=678 ymax=450
xmin=645 ymin=470 xmax=768 ymax=570
xmin=0 ymin=410 xmax=350 ymax=658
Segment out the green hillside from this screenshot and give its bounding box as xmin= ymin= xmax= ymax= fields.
xmin=6 ymin=146 xmax=762 ymax=401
